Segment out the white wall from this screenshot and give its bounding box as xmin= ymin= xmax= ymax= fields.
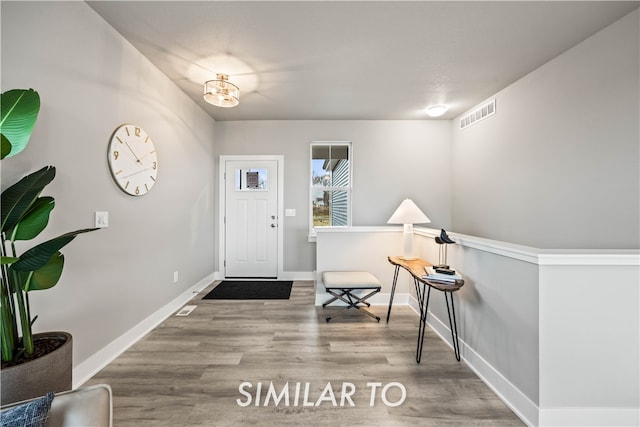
xmin=1 ymin=2 xmax=216 ymax=375
xmin=215 ymin=120 xmax=452 ymax=273
xmin=538 ymin=261 xmax=640 ymax=426
xmin=451 ymin=9 xmax=639 ymax=249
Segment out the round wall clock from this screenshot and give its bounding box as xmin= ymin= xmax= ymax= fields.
xmin=107 ymin=124 xmax=158 ymax=196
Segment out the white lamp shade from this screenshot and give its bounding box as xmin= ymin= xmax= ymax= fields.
xmin=387 ymin=199 xmax=430 ymax=225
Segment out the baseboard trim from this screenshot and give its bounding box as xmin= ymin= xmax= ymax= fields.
xmin=279 ymin=271 xmax=316 ymax=281
xmin=73 ymin=273 xmax=215 ymax=387
xmin=408 ymin=296 xmax=538 ymax=426
xmin=539 ymin=407 xmax=640 ymax=427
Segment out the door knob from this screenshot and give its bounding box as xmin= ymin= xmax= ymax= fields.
xmin=271 ymin=224 xmax=276 ymax=228
xmin=271 ymin=215 xmax=276 ymax=220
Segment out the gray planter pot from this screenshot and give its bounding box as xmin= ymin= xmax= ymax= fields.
xmin=0 ymin=331 xmax=72 ymax=405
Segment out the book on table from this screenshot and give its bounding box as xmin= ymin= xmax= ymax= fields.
xmin=422 ymin=266 xmax=462 ymax=282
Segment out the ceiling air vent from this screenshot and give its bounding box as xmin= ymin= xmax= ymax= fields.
xmin=460 ymin=99 xmax=496 ymax=129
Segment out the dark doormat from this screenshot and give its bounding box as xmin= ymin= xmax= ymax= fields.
xmin=202 ymin=280 xmax=293 ymax=300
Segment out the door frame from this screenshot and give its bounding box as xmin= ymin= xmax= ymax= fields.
xmin=219 ymin=155 xmax=284 ymax=279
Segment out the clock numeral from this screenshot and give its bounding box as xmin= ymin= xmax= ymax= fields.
xmin=125 ymin=181 xmax=130 ymax=189
xmin=135 ymin=186 xmax=140 ymax=195
xmin=116 ymin=136 xmax=124 ymax=144
xmin=153 ymin=161 xmax=157 ymax=170
xmin=115 ymin=170 xmax=123 ymax=175
xmin=150 ymin=176 xmax=156 ymax=182
xmin=144 ymin=184 xmax=149 ymax=192
xmin=113 ymin=150 xmax=119 ymax=160
xmin=125 ymin=127 xmax=130 ymax=136
xmin=135 ymin=127 xmax=141 ymax=137
xmin=144 ymin=136 xmax=149 ymax=143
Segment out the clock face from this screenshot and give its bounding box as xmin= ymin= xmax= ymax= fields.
xmin=107 ymin=124 xmax=158 ymax=196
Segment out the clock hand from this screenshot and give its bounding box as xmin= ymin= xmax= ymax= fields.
xmin=124 ymin=141 xmax=142 ymax=164
xmin=138 ymin=150 xmax=156 ymax=162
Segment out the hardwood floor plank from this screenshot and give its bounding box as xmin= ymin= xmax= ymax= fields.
xmin=86 ymin=281 xmax=524 ymax=426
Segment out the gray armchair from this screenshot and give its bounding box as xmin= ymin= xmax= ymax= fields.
xmin=0 ymin=384 xmax=112 ymax=427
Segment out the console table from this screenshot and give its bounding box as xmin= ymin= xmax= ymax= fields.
xmin=387 ymin=256 xmax=464 ymax=363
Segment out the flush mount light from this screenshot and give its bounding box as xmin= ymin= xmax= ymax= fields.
xmin=426 ymin=104 xmax=448 ymax=117
xmin=203 ymin=73 xmax=240 ymax=107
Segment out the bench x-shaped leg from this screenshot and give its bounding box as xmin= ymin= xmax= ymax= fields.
xmin=324 ymin=288 xmax=381 ymax=322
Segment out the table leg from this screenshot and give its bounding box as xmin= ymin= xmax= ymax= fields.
xmin=415 ymin=280 xmax=432 ymax=363
xmin=445 ymin=292 xmax=461 ymax=361
xmin=386 ymin=265 xmax=400 ymax=323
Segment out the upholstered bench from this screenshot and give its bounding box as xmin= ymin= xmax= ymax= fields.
xmin=322 ymin=271 xmax=381 ymax=322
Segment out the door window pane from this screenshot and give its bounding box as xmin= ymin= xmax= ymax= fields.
xmin=235 ymin=168 xmax=267 ymax=190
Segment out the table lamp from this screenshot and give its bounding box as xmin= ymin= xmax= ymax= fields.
xmin=387 ymin=198 xmax=431 ymax=260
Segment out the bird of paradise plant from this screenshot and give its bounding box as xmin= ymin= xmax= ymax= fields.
xmin=1 ymin=88 xmax=96 ymax=364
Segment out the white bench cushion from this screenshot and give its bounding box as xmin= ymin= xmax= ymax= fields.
xmin=322 ymin=271 xmax=381 ymax=289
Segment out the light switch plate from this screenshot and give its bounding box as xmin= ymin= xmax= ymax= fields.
xmin=95 ymin=211 xmax=109 ymax=228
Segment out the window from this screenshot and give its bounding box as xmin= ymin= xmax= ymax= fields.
xmin=235 ymin=168 xmax=267 ymax=190
xmin=310 ymin=142 xmax=352 ymax=238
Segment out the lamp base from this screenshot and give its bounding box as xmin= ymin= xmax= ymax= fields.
xmin=401 ymin=226 xmax=417 ymax=260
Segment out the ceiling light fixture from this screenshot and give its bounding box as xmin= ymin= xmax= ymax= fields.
xmin=426 ymin=104 xmax=448 ymax=118
xmin=203 ymin=73 xmax=240 ymax=108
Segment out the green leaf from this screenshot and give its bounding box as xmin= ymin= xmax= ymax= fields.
xmin=24 ymin=252 xmax=64 ymax=291
xmin=0 ymin=89 xmax=40 ymax=158
xmin=1 ymin=166 xmax=55 ymax=233
xmin=1 ymin=134 xmax=11 ymax=159
xmin=10 ymin=197 xmax=54 ymax=241
xmin=8 ymin=269 xmax=29 ymax=294
xmin=11 ymin=228 xmax=97 ymax=272
xmin=1 ymin=256 xmax=19 ymax=265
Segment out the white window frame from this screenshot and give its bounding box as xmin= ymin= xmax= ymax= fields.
xmin=308 ymin=141 xmax=353 ymax=242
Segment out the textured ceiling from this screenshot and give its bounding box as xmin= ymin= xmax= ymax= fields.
xmin=87 ymin=1 xmax=639 ymax=121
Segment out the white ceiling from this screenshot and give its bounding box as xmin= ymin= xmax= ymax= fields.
xmin=87 ymin=1 xmax=638 ymax=121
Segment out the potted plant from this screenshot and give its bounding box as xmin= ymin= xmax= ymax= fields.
xmin=0 ymin=88 xmax=97 ymax=404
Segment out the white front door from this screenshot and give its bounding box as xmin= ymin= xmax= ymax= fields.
xmin=224 ymin=159 xmax=279 ymax=278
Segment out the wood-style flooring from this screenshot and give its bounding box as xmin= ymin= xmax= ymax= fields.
xmin=86 ymin=281 xmax=524 ymax=426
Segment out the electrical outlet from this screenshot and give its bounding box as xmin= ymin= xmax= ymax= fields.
xmin=173 ymin=271 xmax=179 ymax=283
